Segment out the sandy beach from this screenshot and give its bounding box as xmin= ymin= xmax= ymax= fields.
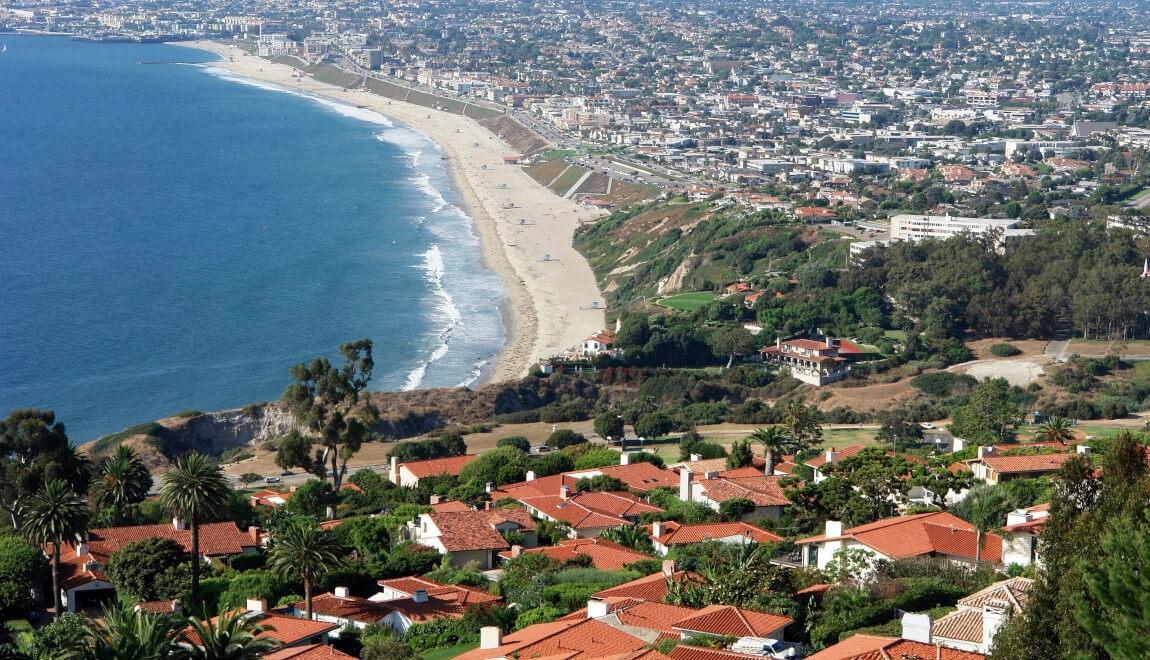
xmin=184 ymin=41 xmax=606 ymax=383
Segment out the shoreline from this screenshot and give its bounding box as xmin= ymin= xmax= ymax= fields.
xmin=182 ymin=41 xmax=606 ymax=384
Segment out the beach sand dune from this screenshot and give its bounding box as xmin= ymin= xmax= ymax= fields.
xmin=186 ymin=42 xmax=606 ymax=383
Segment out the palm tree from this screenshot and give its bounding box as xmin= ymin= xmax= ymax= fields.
xmin=954 ymin=485 xmax=1012 ymax=564
xmin=158 ymin=452 xmax=231 ymax=608
xmin=1037 ymin=416 xmax=1074 ymax=445
xmin=268 ymin=517 xmax=343 ymax=620
xmin=749 ymin=426 xmax=792 ymax=475
xmin=76 ymin=602 xmax=180 ymax=660
xmin=175 ymin=610 xmax=280 ymax=660
xmin=601 ymin=525 xmax=652 ymax=552
xmin=92 ymin=445 xmax=152 ymax=524
xmin=23 ymin=479 xmax=87 ymax=618
xmin=782 ymin=402 xmax=822 ymax=451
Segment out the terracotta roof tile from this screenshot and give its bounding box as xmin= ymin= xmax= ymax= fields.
xmin=455 ymin=619 xmax=661 ymax=660
xmin=797 ymin=512 xmax=1003 ymax=563
xmin=669 ymin=647 xmax=772 ymax=660
xmin=932 ymin=607 xmax=985 ymax=643
xmin=805 ymin=634 xmax=987 ymax=660
xmin=401 ymin=455 xmax=478 ymax=478
xmin=697 ymin=476 xmax=790 ymax=507
xmin=647 ymin=521 xmax=782 ymax=547
xmin=180 ymin=612 xmax=336 ymax=648
xmin=429 ymin=508 xmax=536 ymax=552
xmin=957 ymin=577 xmax=1032 ymax=610
xmin=981 ymin=453 xmax=1072 ymax=475
xmin=671 ymin=605 xmax=792 ymax=638
xmin=498 ymin=538 xmax=651 ymax=570
xmin=264 ymin=644 xmax=355 ymax=659
xmin=593 ymin=570 xmax=703 ymax=602
xmin=376 ymin=576 xmax=501 ymax=606
xmin=806 ymin=444 xmax=868 ymax=468
xmin=520 ymin=491 xmax=662 ymax=530
xmin=297 ymin=593 xmax=391 ymax=624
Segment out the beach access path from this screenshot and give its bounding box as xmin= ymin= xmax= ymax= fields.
xmin=185 ymin=41 xmax=607 ymax=383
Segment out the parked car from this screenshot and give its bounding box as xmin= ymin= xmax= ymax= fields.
xmin=264 ymin=476 xmax=281 ymax=484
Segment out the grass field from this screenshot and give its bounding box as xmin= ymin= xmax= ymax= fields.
xmin=548 ymin=165 xmax=590 ymax=196
xmin=656 ymin=291 xmax=717 ymax=312
xmin=524 ymin=158 xmax=569 ymax=186
xmin=422 ymin=642 xmax=478 ymax=659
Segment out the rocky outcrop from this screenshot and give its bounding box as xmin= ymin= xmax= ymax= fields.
xmin=155 ymin=404 xmax=299 ymax=455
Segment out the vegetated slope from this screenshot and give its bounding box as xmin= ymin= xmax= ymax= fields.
xmin=574 ymin=197 xmax=849 ymax=309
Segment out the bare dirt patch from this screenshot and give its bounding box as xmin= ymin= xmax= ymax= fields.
xmin=809 ymin=379 xmax=920 ymax=413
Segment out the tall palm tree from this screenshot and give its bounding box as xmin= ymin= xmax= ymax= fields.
xmin=175 ymin=610 xmax=280 ymax=660
xmin=601 ymin=525 xmax=652 ymax=552
xmin=268 ymin=517 xmax=343 ymax=620
xmin=955 ymin=485 xmax=1011 ymax=564
xmin=1037 ymin=416 xmax=1075 ymax=445
xmin=75 ymin=602 xmax=180 ymax=660
xmin=92 ymin=445 xmax=152 ymax=524
xmin=23 ymin=479 xmax=87 ymax=618
xmin=158 ymin=453 xmax=231 ymax=608
xmin=749 ymin=426 xmax=792 ymax=476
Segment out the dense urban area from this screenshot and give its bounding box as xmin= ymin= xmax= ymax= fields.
xmin=5 ymin=0 xmax=1150 ymax=658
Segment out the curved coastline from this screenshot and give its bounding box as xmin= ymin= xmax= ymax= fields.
xmin=182 ymin=41 xmax=606 ymax=384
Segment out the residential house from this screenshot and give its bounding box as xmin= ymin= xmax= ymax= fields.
xmin=456 ymin=619 xmax=672 ymax=660
xmin=678 ymin=467 xmax=791 ymax=520
xmin=498 ymin=538 xmax=651 ymax=570
xmin=493 ymin=459 xmax=681 ymax=501
xmin=592 ymin=565 xmax=704 ymax=602
xmin=264 ymin=645 xmax=355 ymax=660
xmin=582 ymin=329 xmax=619 ymax=357
xmin=759 ymin=337 xmax=849 ymax=386
xmin=515 ymin=486 xmax=663 ymax=538
xmin=968 ymin=446 xmax=1077 ymax=484
xmin=183 ymin=599 xmax=337 ymax=650
xmin=55 ymin=519 xmax=259 ymax=612
xmin=308 ymin=579 xmax=501 ymax=634
xmin=388 ymin=454 xmax=478 ymax=488
xmin=932 ymin=577 xmax=1033 ymax=654
xmin=805 ymin=444 xmax=868 ymax=483
xmin=405 ymin=508 xmax=537 ymax=569
xmin=1000 ymin=504 xmax=1048 ymax=567
xmin=806 ymin=633 xmax=985 ymax=660
xmin=645 ymin=521 xmax=783 ymax=556
xmin=796 ymin=512 xmax=1003 ymax=571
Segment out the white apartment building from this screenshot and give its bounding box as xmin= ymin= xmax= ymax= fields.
xmin=890 ymin=214 xmax=1020 ymax=245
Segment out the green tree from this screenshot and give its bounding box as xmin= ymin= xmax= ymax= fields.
xmin=458 ymin=447 xmax=527 ymax=487
xmin=158 ymin=452 xmax=231 ymax=609
xmin=875 ymin=416 xmax=923 ymax=451
xmin=238 ymin=473 xmax=261 ymax=489
xmin=749 ymin=426 xmax=790 ymax=475
xmin=360 ymin=633 xmax=416 ymax=660
xmin=175 ymin=609 xmax=281 ymax=659
xmin=23 ymin=479 xmax=87 ymax=618
xmin=594 ymin=412 xmax=625 ymax=442
xmin=284 ymin=480 xmax=334 ymax=519
xmin=949 ymin=379 xmax=1019 ymax=443
xmin=719 ymin=497 xmax=756 ymax=522
xmin=496 ymin=436 xmax=531 ymax=453
xmin=1075 ymin=512 xmax=1150 ymax=657
xmin=547 ymin=430 xmax=586 ymax=449
xmin=708 ymin=326 xmax=755 ymax=368
xmin=283 ymin=339 xmax=379 ymax=493
xmin=0 ymin=409 xmax=91 ymax=531
xmin=78 ymin=602 xmax=182 ymax=660
xmin=28 ymin=612 xmax=88 ymax=658
xmin=1037 ymin=416 xmax=1074 ymax=444
xmin=726 ymin=439 xmax=754 ymax=469
xmin=601 ymin=526 xmax=652 ymax=552
xmin=275 ymin=431 xmax=318 ymax=477
xmin=331 ymin=516 xmax=391 ymax=560
xmin=782 ymin=403 xmax=822 ymax=453
xmin=91 ymin=445 xmax=152 ymax=525
xmin=574 ymin=475 xmax=627 ymax=492
xmin=105 ymin=537 xmax=188 ymax=602
xmin=572 ymin=448 xmax=622 ymax=470
xmin=0 ymin=533 xmax=48 ymax=617
xmin=634 ymin=412 xmax=674 ymax=439
xmin=268 ymin=517 xmax=343 ymax=620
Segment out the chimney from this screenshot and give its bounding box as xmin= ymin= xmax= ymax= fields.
xmin=560 ymin=484 xmax=570 ymax=500
xmin=704 ymin=470 xmax=720 ymax=480
xmin=429 ymin=495 xmax=441 ymax=505
xmin=510 ymin=545 xmax=523 ymax=558
xmin=76 ymin=542 xmax=89 ymax=558
xmin=620 ymin=452 xmax=630 ymax=466
xmin=172 ymin=517 xmax=187 ymax=532
xmin=485 ymin=482 xmax=493 ymax=494
xmin=652 ymin=521 xmax=663 ymax=538
xmin=826 ymin=335 xmax=834 ymax=348
xmin=525 ymin=470 xmax=536 ymax=482
xmin=334 ymin=587 xmax=350 ymax=599
xmin=483 ymin=501 xmax=493 ymax=510
xmin=587 ymin=599 xmax=609 ymax=619
xmin=413 ymin=589 xmax=428 ymax=603
xmin=247 ymin=526 xmax=260 ymax=546
xmin=1076 ymin=445 xmax=1092 ymax=455
xmin=825 ymin=520 xmax=844 ymax=538
xmin=661 ymin=559 xmax=676 ymax=576
xmin=389 ymin=456 xmax=399 ymax=483
xmin=776 ymin=336 xmax=782 ymax=349
xmin=245 ymin=598 xmax=267 ymax=614
xmin=901 ymin=612 xmax=932 ymax=644
xmin=480 ymin=626 xmax=502 ymax=650
xmin=325 ymin=505 xmax=336 ymax=520
xmin=689 ymin=453 xmax=702 ymax=462
xmin=679 ymin=469 xmax=693 ymax=502
xmin=824 ymin=448 xmax=840 ymax=465
xmin=982 ymin=602 xmax=1009 ymax=646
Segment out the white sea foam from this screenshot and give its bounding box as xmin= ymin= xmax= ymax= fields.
xmin=401 ymin=244 xmax=463 ymax=391
xmin=411 ymin=172 xmax=450 ymax=213
xmin=198 ymin=65 xmax=393 ymax=127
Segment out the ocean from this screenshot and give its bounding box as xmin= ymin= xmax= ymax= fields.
xmin=0 ymin=35 xmax=506 ymax=443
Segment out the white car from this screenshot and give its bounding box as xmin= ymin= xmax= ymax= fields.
xmin=919 ymin=422 xmax=935 ymax=429
xmin=264 ymin=476 xmax=281 ymax=484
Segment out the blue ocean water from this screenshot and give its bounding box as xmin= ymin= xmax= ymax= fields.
xmin=0 ymin=35 xmax=506 ymax=442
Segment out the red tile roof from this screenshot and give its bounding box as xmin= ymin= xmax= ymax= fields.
xmin=431 ymin=500 xmax=474 ymax=513
xmin=494 ymin=463 xmax=680 ymax=501
xmin=498 ymin=538 xmax=651 ymax=570
xmin=671 ymin=605 xmax=793 ymax=638
xmin=401 ymin=454 xmax=478 ymax=478
xmin=376 ymin=576 xmax=502 ymax=608
xmin=429 ymin=508 xmax=536 ymax=552
xmin=181 ymin=612 xmax=336 ymax=648
xmin=298 ymin=593 xmax=391 ymax=624
xmin=455 ymin=618 xmax=666 ymax=660
xmin=669 ymin=647 xmax=773 ymax=660
xmin=805 ymin=634 xmax=987 ymax=660
xmin=520 ymin=491 xmax=663 ymax=530
xmin=981 ymin=453 xmax=1072 ymax=475
xmin=797 ymin=512 xmax=1003 ymax=563
xmin=697 ymin=475 xmax=790 ymax=507
xmin=264 ymin=644 xmax=355 ymax=659
xmin=593 ymin=570 xmax=703 ymax=602
xmin=647 ymin=521 xmax=782 ymax=547
xmin=805 ymin=444 xmax=868 ymax=468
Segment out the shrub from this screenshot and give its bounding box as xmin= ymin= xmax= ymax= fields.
xmin=0 ymin=534 xmax=47 ymax=616
xmin=990 ymin=343 xmax=1022 ymax=357
xmin=573 ymin=447 xmax=622 ymax=470
xmin=548 ymin=429 xmax=587 ymax=449
xmin=910 ymin=371 xmax=977 ymax=397
xmin=496 ymin=436 xmax=532 ymax=452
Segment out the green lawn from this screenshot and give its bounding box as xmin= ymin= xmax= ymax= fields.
xmin=1132 ymin=361 xmax=1150 ymax=379
xmin=656 ymin=291 xmax=717 ymax=312
xmin=883 ymin=330 xmax=908 ymax=342
xmin=6 ymin=619 xmax=32 ymax=648
xmin=422 ymin=642 xmax=479 ymax=659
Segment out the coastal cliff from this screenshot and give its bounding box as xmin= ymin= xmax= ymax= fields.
xmin=84 ymin=375 xmax=603 ymax=470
